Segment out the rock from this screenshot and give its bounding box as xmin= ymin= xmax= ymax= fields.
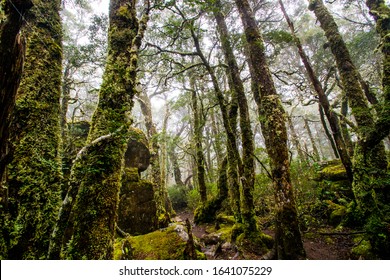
xmin=114 ymin=225 xmax=206 ymax=260
xmin=315 ymin=159 xmax=348 ymax=181
xmin=221 ymin=242 xmax=233 ymax=250
xmin=174 ymin=224 xmax=189 ymax=242
xmin=201 ymin=233 xmax=222 ymax=245
xmin=124 ymin=127 xmax=150 ymax=172
xmin=117 ymin=168 xmax=158 ymax=235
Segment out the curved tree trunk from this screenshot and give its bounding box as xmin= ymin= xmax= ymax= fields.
xmin=234 ymin=0 xmax=306 ymax=259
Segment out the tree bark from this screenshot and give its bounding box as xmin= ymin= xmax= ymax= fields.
xmin=303 ymin=117 xmax=320 ymax=161
xmin=52 ymin=0 xmax=150 ymax=260
xmin=7 ymin=0 xmax=62 ymax=260
xmin=188 ymin=20 xmax=242 ymax=223
xmin=235 ymin=0 xmax=305 ymax=259
xmin=190 ymin=79 xmax=207 ymax=203
xmin=364 ymin=0 xmax=390 ymax=148
xmin=137 ymin=90 xmax=172 ymax=221
xmin=0 ymin=0 xmax=33 ymax=183
xmin=0 ymin=0 xmax=32 ymax=259
xmin=308 ymin=0 xmax=388 ymax=217
xmin=213 ymin=0 xmax=257 ymax=230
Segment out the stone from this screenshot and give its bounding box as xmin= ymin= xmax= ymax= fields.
xmin=124 ymin=127 xmax=150 ymax=172
xmin=117 ymin=168 xmax=158 ymax=235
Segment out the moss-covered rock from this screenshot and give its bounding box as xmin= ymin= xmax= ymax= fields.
xmin=351 ymin=239 xmax=375 ymax=259
xmin=315 ymin=160 xmax=348 ymax=181
xmin=326 ymin=200 xmax=347 ymax=226
xmin=114 ymin=224 xmax=206 ymax=260
xmin=124 ymin=127 xmax=150 ymax=172
xmin=117 ymin=168 xmax=158 ymax=235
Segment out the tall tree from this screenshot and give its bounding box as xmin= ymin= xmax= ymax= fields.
xmin=0 ymin=0 xmax=32 ymax=184
xmin=279 ymin=0 xmax=353 ymax=182
xmin=190 ymin=77 xmax=207 ymax=203
xmin=6 ymin=0 xmax=63 ymax=259
xmin=0 ymin=0 xmax=32 ymax=259
xmin=212 ymin=0 xmax=257 ymax=231
xmin=308 ymin=0 xmax=389 ymax=257
xmin=234 ymin=0 xmax=306 ymax=259
xmin=49 ymin=0 xmax=150 ymax=259
xmin=364 ymin=0 xmax=390 ymax=148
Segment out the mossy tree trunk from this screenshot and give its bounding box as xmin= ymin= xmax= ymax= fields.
xmin=364 ymin=0 xmax=390 ymax=148
xmin=0 ymin=0 xmax=32 ymax=184
xmin=234 ymin=0 xmax=306 ymax=259
xmin=49 ymin=0 xmax=150 ymax=260
xmin=0 ymin=0 xmax=32 ymax=259
xmin=187 ymin=19 xmax=242 ymax=223
xmin=309 ymin=0 xmax=389 ymax=257
xmin=279 ymin=0 xmax=352 ymax=180
xmin=213 ymin=0 xmax=257 ymax=231
xmin=6 ymin=0 xmax=63 ymax=259
xmin=308 ymin=0 xmax=389 ymax=208
xmin=303 ymin=117 xmax=320 ymax=162
xmin=137 ymin=90 xmax=172 ymax=222
xmin=190 ymin=77 xmax=207 ymax=203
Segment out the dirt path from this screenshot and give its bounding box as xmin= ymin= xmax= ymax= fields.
xmin=175 ymin=211 xmax=355 ymax=260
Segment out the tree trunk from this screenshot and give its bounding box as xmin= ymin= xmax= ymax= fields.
xmin=160 ymin=103 xmax=174 ymax=214
xmin=213 ymin=0 xmax=257 ymax=230
xmin=190 ymin=79 xmax=207 ymax=203
xmin=340 ymin=97 xmax=354 ymax=157
xmin=189 ymin=22 xmax=242 ymax=223
xmin=287 ymin=115 xmax=307 ymax=164
xmin=303 ymin=117 xmax=321 ymax=161
xmin=319 ymin=104 xmax=339 ymax=159
xmin=309 ymin=0 xmax=388 ymax=210
xmin=0 ymin=0 xmax=32 ymax=184
xmin=7 ymin=0 xmax=62 ymax=260
xmin=137 ymin=90 xmax=171 ymax=222
xmin=0 ymin=0 xmax=32 ymax=259
xmin=364 ymin=0 xmax=390 ymax=148
xmin=235 ymin=0 xmax=305 ymax=259
xmin=279 ymin=0 xmax=352 ymax=181
xmin=309 ymin=0 xmax=389 ymax=257
xmin=49 ymin=0 xmax=150 ymax=260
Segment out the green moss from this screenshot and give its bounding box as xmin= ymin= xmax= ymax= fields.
xmin=352 ymin=239 xmax=374 ymax=259
xmin=114 ymin=225 xmax=205 ymax=260
xmin=7 ymin=0 xmax=63 ymax=260
xmin=319 ymin=164 xmax=348 ymax=181
xmin=236 ymin=231 xmax=272 ymax=255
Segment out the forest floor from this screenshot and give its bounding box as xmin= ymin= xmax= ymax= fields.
xmin=175 ymin=211 xmax=356 ymax=260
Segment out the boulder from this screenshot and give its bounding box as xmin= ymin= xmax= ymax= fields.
xmin=124 ymin=127 xmax=150 ymax=172
xmin=118 ymin=168 xmax=158 ymax=235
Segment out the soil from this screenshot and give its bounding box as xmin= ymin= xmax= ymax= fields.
xmin=175 ymin=211 xmax=357 ymax=260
